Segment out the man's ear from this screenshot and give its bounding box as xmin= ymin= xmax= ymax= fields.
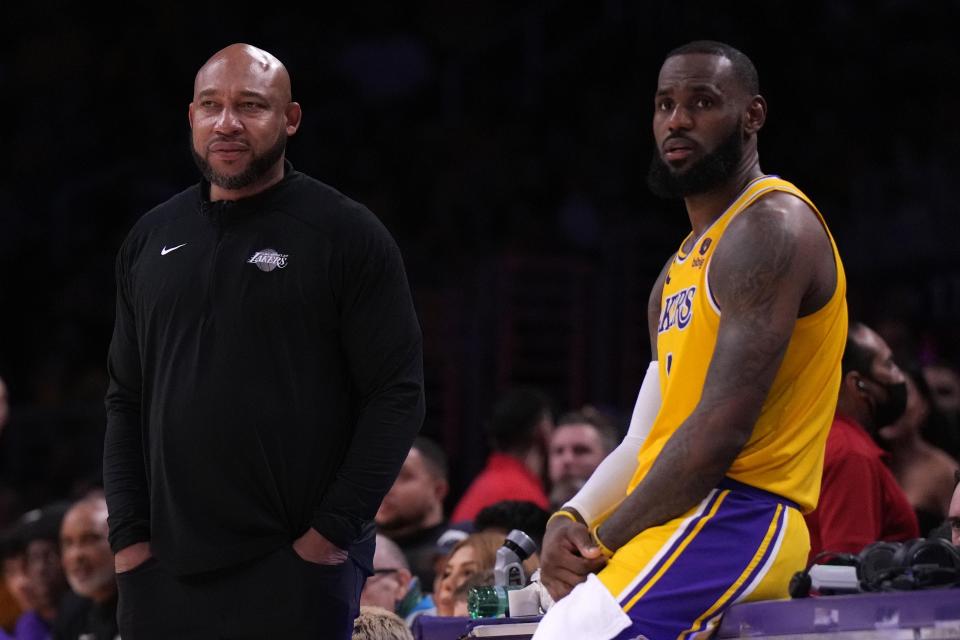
xmin=434 ymin=477 xmax=449 ymax=502
xmin=842 ymin=370 xmax=863 ymax=396
xmin=743 ymin=95 xmax=767 ymax=135
xmin=285 ymin=102 xmax=302 ymax=136
xmin=395 ymin=567 xmax=413 ymax=595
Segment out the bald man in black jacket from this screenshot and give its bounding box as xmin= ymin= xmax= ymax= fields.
xmin=103 ymin=43 xmax=424 ymax=640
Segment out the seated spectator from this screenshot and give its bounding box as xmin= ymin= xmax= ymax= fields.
xmin=474 ymin=501 xmax=549 ymax=552
xmin=878 ymin=372 xmax=959 ymax=536
xmin=360 ymin=534 xmax=432 ymax=625
xmin=0 ymin=501 xmax=73 ymax=640
xmin=1 ymin=539 xmax=32 ymax=640
xmin=433 ymin=531 xmax=539 ymax=617
xmin=805 ymin=322 xmax=919 ymax=559
xmin=0 ymin=584 xmax=18 ymax=638
xmin=930 ymin=469 xmax=960 ymax=544
xmin=52 ymin=492 xmax=118 ymax=640
xmin=376 ymin=436 xmax=450 ymax=590
xmin=547 ymin=406 xmax=618 ymax=510
xmin=352 ymin=606 xmax=414 ymax=640
xmin=922 ymin=363 xmax=960 ymax=460
xmin=451 ymin=388 xmax=553 ymax=523
xmin=429 ymin=523 xmax=473 ymax=597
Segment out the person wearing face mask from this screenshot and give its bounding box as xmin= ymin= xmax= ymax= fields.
xmin=804 ymin=322 xmax=919 ymax=560
xmin=877 ymin=372 xmax=959 ymax=536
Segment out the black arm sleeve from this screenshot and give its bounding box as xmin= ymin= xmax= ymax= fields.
xmin=103 ymin=247 xmax=151 ymax=553
xmin=311 ymin=214 xmax=425 ymax=549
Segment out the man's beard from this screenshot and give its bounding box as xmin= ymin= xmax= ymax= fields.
xmin=647 ymin=122 xmax=744 ymax=199
xmin=191 ymin=131 xmax=287 ymax=191
xmin=67 ymin=563 xmax=116 ymax=600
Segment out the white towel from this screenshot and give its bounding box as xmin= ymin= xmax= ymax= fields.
xmin=531 ymin=574 xmax=632 ymax=640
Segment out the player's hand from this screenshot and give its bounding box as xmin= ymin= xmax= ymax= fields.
xmin=115 ymin=541 xmax=153 ymax=573
xmin=540 ymin=516 xmax=606 ymax=602
xmin=293 ymin=528 xmax=349 ymax=566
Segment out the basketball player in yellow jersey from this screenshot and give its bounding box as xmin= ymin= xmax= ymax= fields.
xmin=534 ymin=41 xmax=847 ymax=640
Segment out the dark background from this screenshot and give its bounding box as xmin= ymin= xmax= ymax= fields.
xmin=1 ymin=1 xmax=958 ymax=521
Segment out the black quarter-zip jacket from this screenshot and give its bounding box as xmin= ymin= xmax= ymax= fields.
xmin=103 ymin=162 xmax=424 ymax=576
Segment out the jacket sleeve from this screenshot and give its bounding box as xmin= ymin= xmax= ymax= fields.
xmin=103 ymin=245 xmax=151 ymax=553
xmin=312 ymin=209 xmax=425 ymax=549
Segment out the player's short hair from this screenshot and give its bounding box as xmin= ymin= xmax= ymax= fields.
xmin=666 ymin=40 xmax=760 ymax=95
xmin=411 ymin=436 xmax=448 ymax=481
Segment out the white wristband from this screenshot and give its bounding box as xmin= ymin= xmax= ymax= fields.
xmin=565 ymin=361 xmax=660 ymax=526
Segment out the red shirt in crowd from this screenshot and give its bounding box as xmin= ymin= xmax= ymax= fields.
xmin=805 ymin=413 xmax=919 ymax=561
xmin=450 ymin=452 xmax=549 ymax=523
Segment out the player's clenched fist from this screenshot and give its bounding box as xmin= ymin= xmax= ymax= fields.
xmin=539 ymin=513 xmax=607 ymax=602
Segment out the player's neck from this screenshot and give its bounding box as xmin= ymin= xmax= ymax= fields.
xmin=683 ymin=161 xmax=763 ymax=238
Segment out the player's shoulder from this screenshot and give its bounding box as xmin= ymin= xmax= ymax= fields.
xmin=728 ymin=188 xmax=819 ymax=243
xmin=713 ymin=184 xmax=831 ymax=287
xmin=708 ymin=195 xmax=804 ymax=296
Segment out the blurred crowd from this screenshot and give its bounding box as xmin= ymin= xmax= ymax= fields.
xmin=3 ymin=360 xmax=956 ymax=636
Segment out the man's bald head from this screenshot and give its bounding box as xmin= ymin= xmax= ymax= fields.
xmin=188 ymin=42 xmax=301 ymax=200
xmin=195 ymin=43 xmax=292 ymax=104
xmin=361 ymin=535 xmax=413 ymax=613
xmin=373 ymin=534 xmax=410 ymax=571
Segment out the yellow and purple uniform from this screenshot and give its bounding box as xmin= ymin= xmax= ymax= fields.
xmin=598 ymin=176 xmax=848 ymax=640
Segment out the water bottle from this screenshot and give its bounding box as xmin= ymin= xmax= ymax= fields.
xmin=468 ymin=529 xmax=539 ymax=618
xmin=467 ymin=585 xmax=520 ymax=619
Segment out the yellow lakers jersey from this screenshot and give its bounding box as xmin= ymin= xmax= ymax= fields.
xmin=628 ymin=175 xmax=847 ymax=513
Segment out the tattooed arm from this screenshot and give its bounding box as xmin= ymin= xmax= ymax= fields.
xmin=596 ymin=193 xmax=832 ymax=551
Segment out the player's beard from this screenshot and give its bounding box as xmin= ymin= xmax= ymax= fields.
xmin=647 ymin=120 xmax=744 ymax=199
xmin=191 ymin=131 xmax=287 ymax=191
